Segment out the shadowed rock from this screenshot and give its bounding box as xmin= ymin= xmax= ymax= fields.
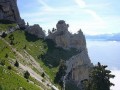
xmin=0 ymin=0 xmax=25 ymax=28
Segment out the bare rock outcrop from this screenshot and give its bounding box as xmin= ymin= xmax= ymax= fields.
xmin=47 ymin=20 xmax=86 ymax=50
xmin=0 ymin=0 xmax=25 ymax=28
xmin=25 ymin=24 xmax=45 ymax=38
xmin=65 ymin=50 xmax=93 ymax=87
xmin=47 ymin=20 xmax=92 ymax=89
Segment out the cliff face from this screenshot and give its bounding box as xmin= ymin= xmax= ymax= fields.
xmin=0 ymin=0 xmax=25 ymax=28
xmin=25 ymin=24 xmax=45 ymax=38
xmin=48 ymin=20 xmax=86 ymax=50
xmin=48 ymin=20 xmax=92 ymax=88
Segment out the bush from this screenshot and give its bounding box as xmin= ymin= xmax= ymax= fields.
xmin=8 ymin=66 xmax=12 ymax=70
xmin=5 ymin=53 xmax=8 ymax=58
xmin=10 ymin=40 xmax=14 ymax=45
xmin=1 ymin=32 xmax=7 ymax=38
xmin=9 ymin=34 xmax=14 ymax=40
xmin=41 ymin=72 xmax=45 ymax=78
xmin=14 ymin=60 xmax=19 ymax=67
xmin=0 ymin=60 xmax=5 ymax=66
xmin=24 ymin=71 xmax=30 ymax=79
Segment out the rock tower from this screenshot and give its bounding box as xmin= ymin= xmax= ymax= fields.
xmin=0 ymin=0 xmax=25 ymax=28
xmin=48 ymin=20 xmax=92 ymax=88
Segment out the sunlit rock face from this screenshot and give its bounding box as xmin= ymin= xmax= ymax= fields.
xmin=0 ymin=0 xmax=25 ymax=28
xmin=47 ymin=20 xmax=86 ymax=50
xmin=48 ymin=20 xmax=92 ymax=88
xmin=66 ymin=50 xmax=93 ymax=87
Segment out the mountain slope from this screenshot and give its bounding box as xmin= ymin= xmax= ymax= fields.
xmin=0 ymin=26 xmax=56 ymax=90
xmin=0 ymin=24 xmax=81 ymax=90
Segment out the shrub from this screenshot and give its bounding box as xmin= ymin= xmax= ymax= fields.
xmin=9 ymin=34 xmax=14 ymax=40
xmin=5 ymin=53 xmax=8 ymax=58
xmin=0 ymin=60 xmax=5 ymax=66
xmin=41 ymin=72 xmax=45 ymax=78
xmin=14 ymin=60 xmax=19 ymax=67
xmin=10 ymin=40 xmax=14 ymax=45
xmin=24 ymin=71 xmax=30 ymax=79
xmin=8 ymin=66 xmax=12 ymax=70
xmin=1 ymin=32 xmax=7 ymax=38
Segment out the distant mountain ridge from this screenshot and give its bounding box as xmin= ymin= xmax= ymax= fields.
xmin=86 ymin=33 xmax=120 ymax=41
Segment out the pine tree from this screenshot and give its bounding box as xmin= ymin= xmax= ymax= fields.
xmin=24 ymin=71 xmax=30 ymax=79
xmin=14 ymin=60 xmax=19 ymax=67
xmin=54 ymin=60 xmax=67 ymax=88
xmin=82 ymin=62 xmax=115 ymax=90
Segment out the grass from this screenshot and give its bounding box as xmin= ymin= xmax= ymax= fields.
xmin=0 ymin=39 xmax=16 ymax=62
xmin=0 ymin=24 xmax=17 ymax=31
xmin=0 ymin=66 xmax=40 ymax=90
xmin=5 ymin=30 xmax=47 ymax=58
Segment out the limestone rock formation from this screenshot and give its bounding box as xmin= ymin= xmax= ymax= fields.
xmin=47 ymin=20 xmax=92 ymax=88
xmin=0 ymin=0 xmax=25 ymax=28
xmin=65 ymin=50 xmax=93 ymax=87
xmin=47 ymin=20 xmax=86 ymax=50
xmin=25 ymin=24 xmax=45 ymax=38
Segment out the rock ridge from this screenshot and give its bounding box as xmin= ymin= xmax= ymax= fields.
xmin=0 ymin=0 xmax=25 ymax=28
xmin=47 ymin=20 xmax=92 ymax=89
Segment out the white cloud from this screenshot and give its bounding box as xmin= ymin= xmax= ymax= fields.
xmin=74 ymin=0 xmax=86 ymax=8
xmin=73 ymin=0 xmax=107 ymax=34
xmin=111 ymin=70 xmax=120 ymax=90
xmin=74 ymin=0 xmax=104 ymax=22
xmin=36 ymin=0 xmax=52 ymax=9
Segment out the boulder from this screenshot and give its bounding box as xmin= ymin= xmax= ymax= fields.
xmin=26 ymin=24 xmax=45 ymax=38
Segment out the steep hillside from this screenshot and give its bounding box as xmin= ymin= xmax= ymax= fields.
xmin=0 ymin=23 xmax=82 ymax=90
xmin=0 ymin=66 xmax=40 ymax=90
xmin=0 ymin=25 xmax=55 ymax=90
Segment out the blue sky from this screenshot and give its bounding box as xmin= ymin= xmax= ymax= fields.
xmin=17 ymin=0 xmax=120 ymax=35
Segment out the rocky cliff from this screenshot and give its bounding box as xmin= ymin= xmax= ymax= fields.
xmin=47 ymin=20 xmax=92 ymax=89
xmin=25 ymin=24 xmax=45 ymax=38
xmin=47 ymin=20 xmax=86 ymax=50
xmin=0 ymin=0 xmax=25 ymax=28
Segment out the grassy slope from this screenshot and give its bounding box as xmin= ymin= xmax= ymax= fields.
xmin=0 ymin=66 xmax=40 ymax=90
xmin=0 ymin=24 xmax=17 ymax=31
xmin=0 ymin=37 xmax=41 ymax=90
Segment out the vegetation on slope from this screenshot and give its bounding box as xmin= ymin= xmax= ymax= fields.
xmin=41 ymin=39 xmax=80 ymax=67
xmin=0 ymin=66 xmax=40 ymax=90
xmin=0 ymin=24 xmax=17 ymax=31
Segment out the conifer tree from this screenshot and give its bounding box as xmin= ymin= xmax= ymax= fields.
xmin=82 ymin=62 xmax=115 ymax=90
